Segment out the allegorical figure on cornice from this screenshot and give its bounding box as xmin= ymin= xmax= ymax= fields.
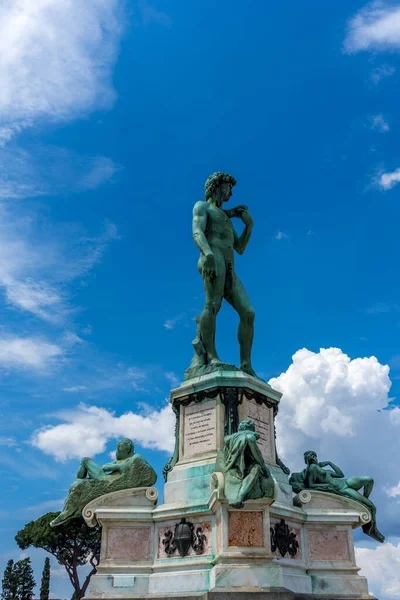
xmin=50 ymin=438 xmax=157 ymax=527
xmin=185 ymin=172 xmax=257 ymax=380
xmin=290 ymin=450 xmax=384 ymax=543
xmin=216 ymin=420 xmax=275 ymax=507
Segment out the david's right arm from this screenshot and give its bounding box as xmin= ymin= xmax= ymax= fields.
xmin=192 ymin=202 xmax=213 ymax=257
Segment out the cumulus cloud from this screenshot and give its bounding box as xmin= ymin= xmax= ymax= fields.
xmin=0 ymin=336 xmax=63 ymax=370
xmin=0 ymin=204 xmax=119 ymax=323
xmin=269 ymin=348 xmax=400 ymax=537
xmin=0 ymin=0 xmax=124 ymax=139
xmin=378 ymin=168 xmax=400 ymax=190
xmin=31 ymin=402 xmax=175 ymax=461
xmin=345 ymin=2 xmax=400 ymax=53
xmin=355 ymin=541 xmax=400 ymax=598
xmin=274 ymin=231 xmax=289 ymax=240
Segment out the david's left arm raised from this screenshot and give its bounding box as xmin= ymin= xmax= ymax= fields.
xmin=227 ymin=205 xmax=253 ymax=255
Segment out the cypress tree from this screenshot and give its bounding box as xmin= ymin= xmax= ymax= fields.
xmin=14 ymin=558 xmax=35 ymax=600
xmin=39 ymin=558 xmax=50 ymax=600
xmin=1 ymin=559 xmax=18 ymax=600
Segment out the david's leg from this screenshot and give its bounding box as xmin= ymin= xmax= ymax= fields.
xmin=199 ymin=255 xmax=225 ymax=363
xmin=225 ymin=274 xmax=256 ymax=376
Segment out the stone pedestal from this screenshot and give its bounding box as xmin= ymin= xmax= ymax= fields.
xmin=83 ymin=373 xmax=376 ymax=600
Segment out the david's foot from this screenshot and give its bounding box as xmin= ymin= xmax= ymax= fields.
xmin=240 ymin=362 xmax=257 ymax=378
xmin=209 ymin=358 xmax=224 ymax=366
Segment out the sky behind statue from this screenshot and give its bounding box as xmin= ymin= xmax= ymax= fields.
xmin=0 ymin=2 xmax=400 ymax=599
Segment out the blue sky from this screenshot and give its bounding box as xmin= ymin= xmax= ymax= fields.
xmin=1 ymin=1 xmax=400 ymax=598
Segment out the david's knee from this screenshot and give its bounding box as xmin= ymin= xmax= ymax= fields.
xmin=243 ymin=306 xmax=255 ymax=322
xmin=205 ymin=301 xmax=222 ymax=315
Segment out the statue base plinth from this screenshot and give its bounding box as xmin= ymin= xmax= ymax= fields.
xmin=83 ymin=374 xmax=376 ymax=600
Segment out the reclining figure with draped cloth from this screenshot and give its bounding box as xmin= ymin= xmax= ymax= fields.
xmin=51 ymin=438 xmax=157 ymax=527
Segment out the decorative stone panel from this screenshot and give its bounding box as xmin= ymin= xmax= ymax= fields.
xmin=106 ymin=526 xmax=151 ymax=561
xmin=228 ymin=511 xmax=264 ymax=547
xmin=308 ymin=529 xmax=350 ymax=562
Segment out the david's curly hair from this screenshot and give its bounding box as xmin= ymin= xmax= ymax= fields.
xmin=205 ymin=171 xmax=236 ymax=200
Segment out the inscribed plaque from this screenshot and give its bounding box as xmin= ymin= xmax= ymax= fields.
xmin=183 ymin=400 xmax=216 ymax=458
xmin=246 ymin=400 xmax=273 ymax=461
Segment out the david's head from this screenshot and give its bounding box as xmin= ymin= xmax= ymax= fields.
xmin=116 ymin=438 xmax=134 ymax=460
xmin=205 ymin=172 xmax=236 ymax=205
xmin=304 ymin=450 xmax=318 ymax=465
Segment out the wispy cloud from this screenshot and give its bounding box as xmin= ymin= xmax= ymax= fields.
xmin=31 ymin=402 xmax=175 ymax=461
xmin=371 ymin=114 xmax=390 ymax=132
xmin=62 ymin=385 xmax=88 ymax=393
xmin=367 ymin=302 xmax=400 ymax=313
xmin=0 ymin=436 xmax=18 ymax=447
xmin=344 ymin=2 xmax=400 ymax=53
xmin=274 ymin=231 xmax=289 ymax=240
xmin=0 ymin=336 xmax=63 ymax=371
xmin=164 ymin=371 xmax=180 ymax=388
xmin=0 ymin=204 xmax=119 ymax=324
xmin=138 ymin=0 xmax=172 ymax=26
xmin=0 ymin=0 xmax=124 ymax=142
xmin=371 ymin=63 xmax=395 ymax=83
xmin=164 ymin=313 xmax=185 ymax=330
xmin=0 ymin=145 xmax=121 ymax=200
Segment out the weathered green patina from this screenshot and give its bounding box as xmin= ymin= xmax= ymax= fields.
xmin=290 ymin=450 xmax=385 ymax=543
xmin=185 ymin=172 xmax=257 ymax=380
xmin=50 ymin=439 xmax=157 ymax=528
xmin=216 ymin=419 xmax=275 ymax=508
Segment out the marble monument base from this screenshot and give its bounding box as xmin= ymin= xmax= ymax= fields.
xmin=83 ymin=372 xmax=376 ymax=600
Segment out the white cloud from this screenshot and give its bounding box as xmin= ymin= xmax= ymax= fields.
xmin=31 ymin=402 xmax=175 ymax=461
xmin=274 ymin=231 xmax=289 ymax=240
xmin=387 ymin=482 xmax=400 ymax=498
xmin=0 ymin=336 xmax=63 ymax=370
xmin=0 ymin=0 xmax=123 ymax=139
xmin=378 ymin=168 xmax=400 ymax=190
xmin=355 ymin=541 xmax=400 ymax=598
xmin=345 ymin=3 xmax=400 ymax=53
xmin=371 ymin=113 xmax=390 ymax=132
xmin=269 ymin=348 xmax=400 ymax=537
xmin=0 ymin=204 xmax=119 ymax=323
xmin=270 ymin=348 xmax=390 ymax=444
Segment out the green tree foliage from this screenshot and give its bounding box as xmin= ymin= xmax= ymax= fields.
xmin=15 ymin=513 xmax=101 ymax=600
xmin=1 ymin=559 xmax=18 ymax=600
xmin=14 ymin=559 xmax=35 ymax=600
xmin=39 ymin=558 xmax=50 ymax=600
